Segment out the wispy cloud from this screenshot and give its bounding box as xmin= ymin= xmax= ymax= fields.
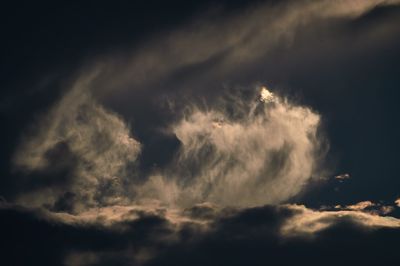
xmin=83 ymin=0 xmax=400 ymax=99
xmin=281 ymin=204 xmax=400 ymax=237
xmin=10 ymin=0 xmax=400 ymax=214
xmin=13 ymin=74 xmax=141 ymax=212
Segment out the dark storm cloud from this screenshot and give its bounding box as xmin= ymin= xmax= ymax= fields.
xmin=150 ymin=206 xmax=400 ymax=266
xmin=1 ymin=203 xmax=400 ymax=266
xmin=0 ymin=203 xmax=177 ymax=266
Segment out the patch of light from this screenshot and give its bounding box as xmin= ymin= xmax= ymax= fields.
xmin=260 ymin=86 xmax=275 ymax=103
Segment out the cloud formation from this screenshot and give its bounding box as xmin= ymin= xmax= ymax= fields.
xmin=13 ymin=80 xmax=325 ymax=211
xmin=11 ymin=0 xmax=400 ymax=212
xmin=85 ymin=0 xmax=400 ymax=100
xmin=2 ymin=202 xmax=400 ymax=266
xmin=2 ymin=1 xmax=400 ymax=266
xmin=13 ymin=75 xmax=141 ymax=212
xmin=135 ymin=87 xmax=324 ymax=207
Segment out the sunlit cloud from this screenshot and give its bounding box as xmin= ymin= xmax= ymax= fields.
xmin=346 ymin=200 xmax=376 ymax=211
xmin=13 ymin=74 xmax=141 ymax=212
xmin=333 ymin=200 xmax=395 ymax=215
xmin=334 ymin=173 xmax=350 ymax=180
xmin=9 ymin=0 xmax=400 ymax=220
xmin=86 ymin=0 xmax=400 ymax=99
xmin=281 ymin=204 xmax=400 ymax=237
xmin=3 ymin=1 xmax=400 ymax=265
xmin=133 ymin=86 xmax=324 ymax=208
xmin=395 ymin=198 xmax=400 ymax=207
xmin=259 ymin=86 xmax=275 ymax=103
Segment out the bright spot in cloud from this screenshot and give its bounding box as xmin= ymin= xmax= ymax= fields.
xmin=395 ymin=198 xmax=400 ymax=207
xmin=260 ymin=86 xmax=275 ymax=103
xmin=335 ymin=173 xmax=350 ymax=181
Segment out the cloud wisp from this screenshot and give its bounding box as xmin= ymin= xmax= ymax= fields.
xmin=13 ymin=75 xmax=141 ymax=212
xmin=84 ymin=0 xmax=400 ymax=100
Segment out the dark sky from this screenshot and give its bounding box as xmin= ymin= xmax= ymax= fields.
xmin=1 ymin=0 xmax=400 ymax=265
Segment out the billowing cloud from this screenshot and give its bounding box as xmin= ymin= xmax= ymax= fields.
xmin=134 ymin=87 xmax=324 ymax=208
xmin=12 ymin=82 xmax=325 ymax=211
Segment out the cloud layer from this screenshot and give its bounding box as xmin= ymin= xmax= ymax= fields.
xmin=2 ymin=202 xmax=400 ymax=266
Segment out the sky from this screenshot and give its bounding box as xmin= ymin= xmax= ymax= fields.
xmin=1 ymin=0 xmax=400 ymax=265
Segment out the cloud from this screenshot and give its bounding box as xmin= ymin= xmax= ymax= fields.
xmin=10 ymin=0 xmax=400 ymax=212
xmin=331 ymin=200 xmax=395 ymax=215
xmin=12 ymin=74 xmax=141 ymax=212
xmin=281 ymin=204 xmax=400 ymax=237
xmin=2 ymin=202 xmax=400 ymax=266
xmin=84 ymin=0 xmax=400 ymax=100
xmin=3 ymin=1 xmax=400 ymax=265
xmin=345 ymin=200 xmax=376 ymax=211
xmin=133 ymin=87 xmax=324 ymax=208
xmin=334 ymin=173 xmax=350 ymax=180
xmin=12 ymin=82 xmax=326 ymax=211
xmin=396 ymin=198 xmax=400 ymax=207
